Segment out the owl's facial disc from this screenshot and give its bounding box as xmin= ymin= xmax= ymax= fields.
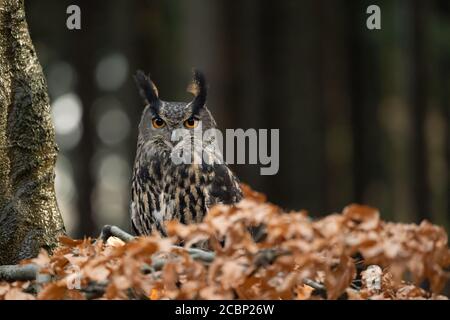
xmin=141 ymin=101 xmax=202 ymax=150
xmin=135 ymin=70 xmax=216 ymax=155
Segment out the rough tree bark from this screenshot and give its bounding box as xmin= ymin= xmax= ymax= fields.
xmin=0 ymin=0 xmax=65 ymax=264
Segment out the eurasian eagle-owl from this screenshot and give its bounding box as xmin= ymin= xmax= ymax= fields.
xmin=130 ymin=70 xmax=242 ymax=236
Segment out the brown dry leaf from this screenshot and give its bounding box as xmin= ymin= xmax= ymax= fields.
xmin=4 ymin=288 xmax=35 ymax=300
xmin=1 ymin=185 xmax=449 ymax=300
xmin=59 ymin=236 xmax=86 ymax=247
xmin=65 ymin=290 xmax=85 ymax=300
xmin=395 ymin=285 xmax=428 ymax=300
xmin=38 ymin=282 xmax=67 ymax=300
xmin=29 ymin=249 xmax=51 ymax=267
xmin=105 ymin=283 xmax=119 ymax=299
xmin=166 ymin=220 xmax=198 ymax=238
xmin=343 ymin=204 xmax=380 ymax=231
xmin=0 ymin=283 xmax=11 ymax=297
xmin=219 ymin=259 xmax=248 ymax=290
xmin=314 ymin=214 xmax=345 ymax=238
xmin=111 ymin=275 xmax=131 ymax=291
xmin=162 ymin=262 xmax=179 ymax=295
xmin=63 ymin=253 xmax=88 ymax=267
xmin=346 ymin=288 xmax=364 ymax=300
xmin=199 ymin=285 xmax=233 ymax=300
xmin=296 ymin=284 xmax=314 ymax=300
xmin=149 ymin=288 xmax=161 ymax=300
xmin=84 ymin=264 xmax=110 ymax=282
xmin=325 ymin=255 xmax=356 ymax=299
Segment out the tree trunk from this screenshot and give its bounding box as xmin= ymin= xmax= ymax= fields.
xmin=411 ymin=0 xmax=431 ymax=221
xmin=0 ymin=0 xmax=65 ymax=264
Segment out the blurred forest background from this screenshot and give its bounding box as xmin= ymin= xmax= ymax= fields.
xmin=25 ymin=0 xmax=449 ymax=237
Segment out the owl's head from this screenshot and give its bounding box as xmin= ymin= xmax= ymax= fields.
xmin=134 ymin=70 xmax=217 ymax=149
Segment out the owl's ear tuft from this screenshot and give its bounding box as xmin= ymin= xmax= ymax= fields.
xmin=187 ymin=69 xmax=207 ymax=114
xmin=134 ymin=70 xmax=160 ymax=108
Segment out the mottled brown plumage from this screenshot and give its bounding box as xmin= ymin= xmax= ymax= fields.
xmin=131 ymin=70 xmax=242 ymax=236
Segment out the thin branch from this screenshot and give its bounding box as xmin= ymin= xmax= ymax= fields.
xmin=303 ymin=278 xmax=327 ymax=298
xmin=80 ymin=281 xmax=108 ymax=300
xmin=172 ymin=245 xmax=215 ymax=263
xmin=0 ymin=264 xmax=39 ymax=281
xmin=97 ymin=225 xmax=216 ymax=263
xmin=253 ymin=248 xmax=291 ymax=268
xmin=303 ymin=278 xmax=326 ymax=293
xmin=99 ymin=225 xmax=135 ymax=243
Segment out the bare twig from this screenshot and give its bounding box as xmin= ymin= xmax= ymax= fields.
xmin=303 ymin=278 xmax=326 ymax=292
xmin=98 ymin=225 xmax=216 ymax=263
xmin=247 ymin=248 xmax=292 ymax=277
xmin=0 ymin=264 xmax=39 ymax=281
xmin=172 ymin=245 xmax=215 ymax=263
xmin=81 ymin=281 xmax=108 ymax=300
xmin=99 ymin=225 xmax=135 ymax=243
xmin=253 ymin=248 xmax=291 ymax=268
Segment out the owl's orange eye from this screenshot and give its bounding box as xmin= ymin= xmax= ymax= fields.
xmin=152 ymin=117 xmax=165 ymax=129
xmin=184 ymin=117 xmax=199 ymax=129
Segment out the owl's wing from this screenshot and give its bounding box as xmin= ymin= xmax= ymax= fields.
xmin=191 ymin=138 xmax=243 ymax=206
xmin=171 ymin=136 xmax=243 ymax=206
xmin=204 ymin=162 xmax=243 ymax=206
